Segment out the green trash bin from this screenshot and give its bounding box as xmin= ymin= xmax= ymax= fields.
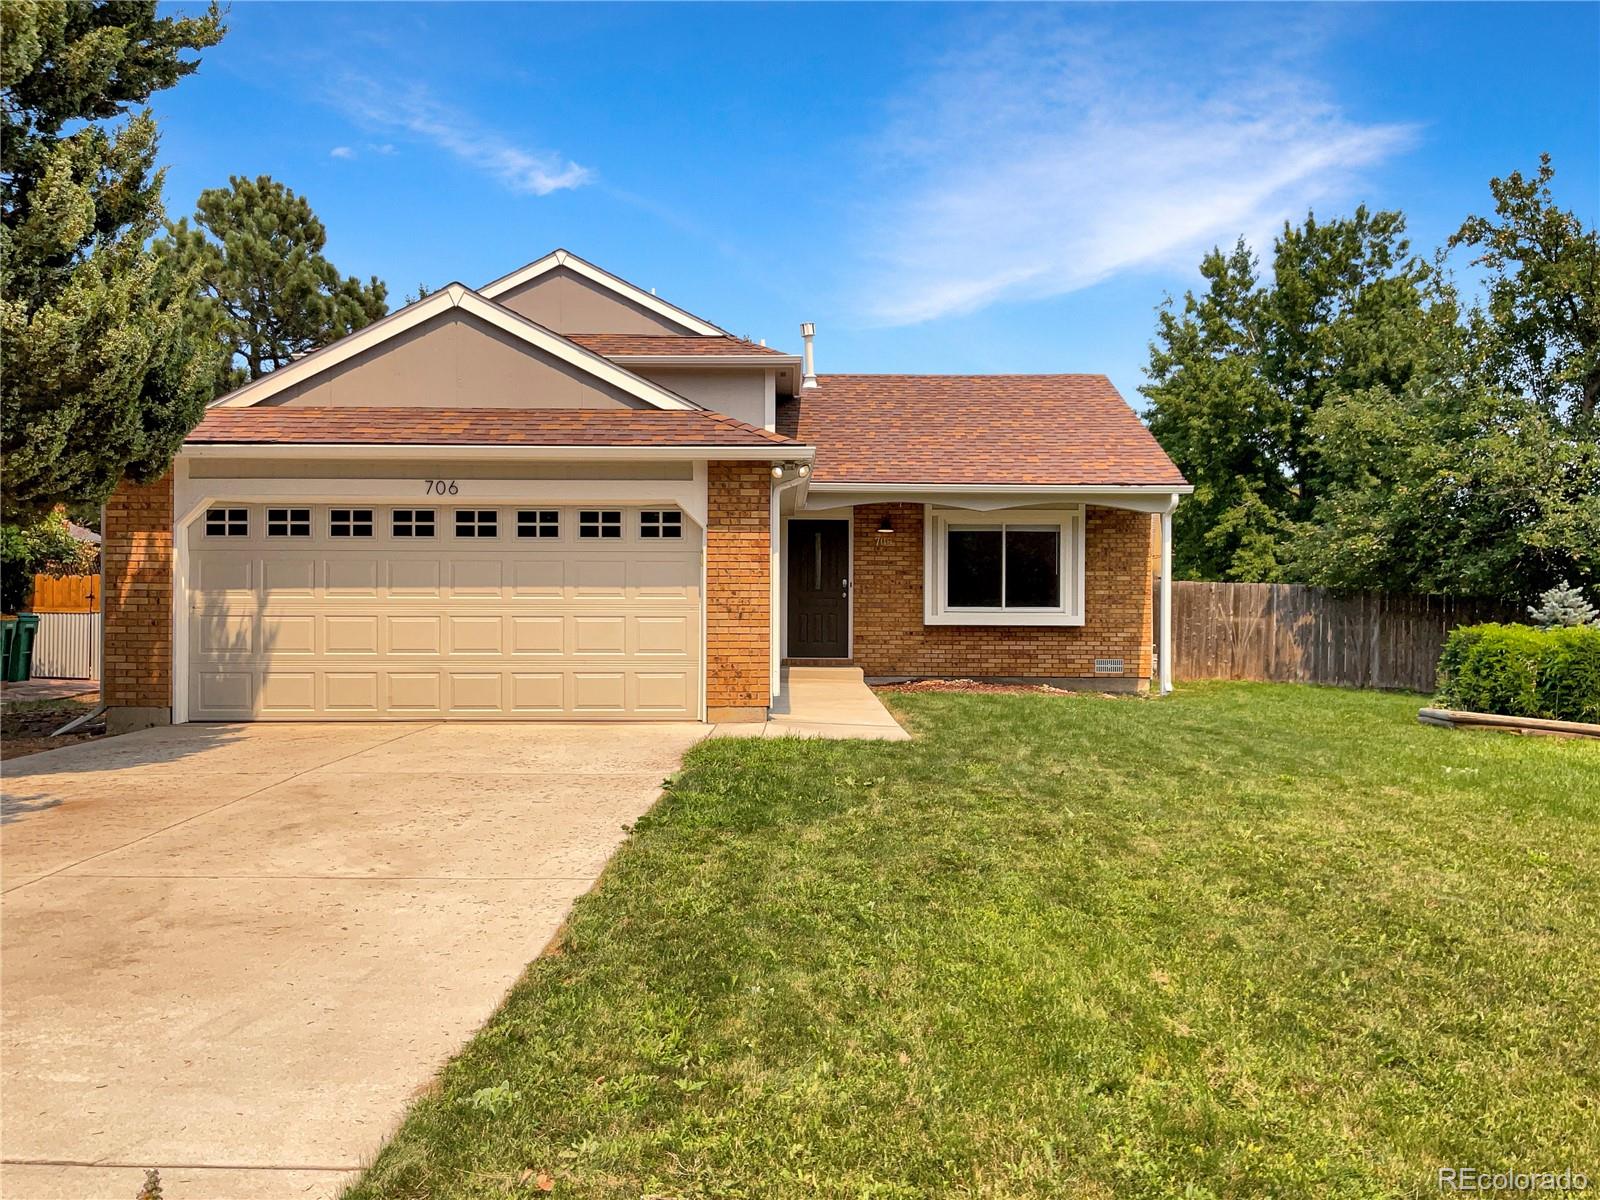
xmin=1 ymin=620 xmax=14 ymax=682
xmin=5 ymin=613 xmax=39 ymax=682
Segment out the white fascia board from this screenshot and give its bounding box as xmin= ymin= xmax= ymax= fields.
xmin=478 ymin=249 xmax=726 ymax=336
xmin=802 ymin=482 xmax=1190 ymax=514
xmin=805 ymin=482 xmax=1192 ymax=495
xmin=180 ymin=442 xmax=814 ymax=462
xmin=208 ymin=284 xmax=702 ymax=412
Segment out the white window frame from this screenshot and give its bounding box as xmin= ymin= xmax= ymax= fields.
xmin=392 ymin=508 xmax=437 ymax=539
xmin=640 ymin=509 xmax=683 ymax=539
xmin=579 ymin=509 xmax=623 ymax=540
xmin=923 ymin=505 xmax=1085 ymax=626
xmin=204 ymin=506 xmax=249 ymax=537
xmin=266 ymin=507 xmax=311 ymax=538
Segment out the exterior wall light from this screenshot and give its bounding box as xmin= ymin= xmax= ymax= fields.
xmin=877 ymin=514 xmax=894 ymax=534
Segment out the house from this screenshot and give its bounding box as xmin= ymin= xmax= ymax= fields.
xmin=99 ymin=250 xmax=1190 ymax=731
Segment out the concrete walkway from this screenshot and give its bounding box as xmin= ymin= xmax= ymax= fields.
xmin=1 ymin=720 xmax=707 ymax=1200
xmin=710 ymin=667 xmax=910 ymax=741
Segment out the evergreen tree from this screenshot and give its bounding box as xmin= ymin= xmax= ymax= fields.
xmin=1528 ymin=580 xmax=1599 ymax=628
xmin=163 ymin=176 xmax=388 ymax=393
xmin=0 ymin=0 xmax=225 ymax=522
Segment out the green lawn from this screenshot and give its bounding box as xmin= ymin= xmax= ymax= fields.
xmin=348 ymin=683 xmax=1600 ymax=1199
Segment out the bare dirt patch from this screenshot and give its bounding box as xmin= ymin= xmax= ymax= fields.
xmin=1 ymin=701 xmax=105 ymax=761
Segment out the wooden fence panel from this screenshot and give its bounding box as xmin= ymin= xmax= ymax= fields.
xmin=1165 ymin=581 xmax=1514 ymax=692
xmin=31 ymin=573 xmax=100 ymax=612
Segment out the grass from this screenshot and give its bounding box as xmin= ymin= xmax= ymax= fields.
xmin=347 ymin=683 xmax=1600 ymax=1199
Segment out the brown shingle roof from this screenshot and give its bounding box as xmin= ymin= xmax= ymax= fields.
xmin=777 ymin=375 xmax=1187 ymax=487
xmin=189 ymin=407 xmax=799 ymax=448
xmin=567 ymin=334 xmax=787 ymax=357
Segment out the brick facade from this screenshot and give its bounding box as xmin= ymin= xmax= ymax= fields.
xmin=102 ymin=473 xmax=175 ymax=728
xmin=705 ymin=461 xmax=771 ymax=719
xmin=840 ymin=503 xmax=1155 ymax=686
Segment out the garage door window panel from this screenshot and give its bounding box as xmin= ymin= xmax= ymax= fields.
xmin=455 ymin=509 xmax=499 ymax=538
xmin=267 ymin=508 xmax=311 ymax=538
xmin=640 ymin=510 xmax=683 ymax=539
xmin=517 ymin=510 xmax=561 ymax=539
xmin=330 ymin=508 xmax=374 ymax=537
xmin=579 ymin=510 xmax=622 ymax=539
xmin=393 ymin=509 xmax=436 ymax=538
xmin=205 ymin=507 xmax=249 ymax=537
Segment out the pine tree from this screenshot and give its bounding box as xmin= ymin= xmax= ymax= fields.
xmin=1528 ymin=580 xmax=1598 ymax=628
xmin=0 ymin=0 xmax=225 ymax=522
xmin=163 ymin=176 xmax=388 ymax=393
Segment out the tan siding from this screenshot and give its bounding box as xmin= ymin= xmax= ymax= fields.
xmin=268 ymin=310 xmax=647 ymax=409
xmin=635 ymin=367 xmax=768 ymax=427
xmin=494 ymin=267 xmax=697 ymax=335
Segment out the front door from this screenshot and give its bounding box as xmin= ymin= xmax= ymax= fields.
xmin=787 ymin=519 xmax=850 ymax=659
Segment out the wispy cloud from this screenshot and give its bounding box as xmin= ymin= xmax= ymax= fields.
xmin=333 ymin=76 xmax=593 ymax=196
xmin=852 ymin=11 xmax=1416 ymax=325
xmin=329 ymin=145 xmax=355 ymax=160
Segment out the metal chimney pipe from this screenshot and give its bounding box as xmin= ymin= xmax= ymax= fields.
xmin=800 ymin=322 xmax=818 ymax=389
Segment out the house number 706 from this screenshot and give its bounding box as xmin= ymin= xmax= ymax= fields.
xmin=424 ymin=480 xmax=459 ymax=495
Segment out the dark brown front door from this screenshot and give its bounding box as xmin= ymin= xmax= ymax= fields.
xmin=788 ymin=519 xmax=850 ymax=659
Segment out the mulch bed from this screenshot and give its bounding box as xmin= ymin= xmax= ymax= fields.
xmin=873 ymin=678 xmax=1133 ymax=698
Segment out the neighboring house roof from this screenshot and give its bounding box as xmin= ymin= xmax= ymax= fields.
xmin=187 ymin=407 xmax=802 ymax=449
xmin=478 ymin=249 xmax=727 ymax=336
xmin=777 ymin=375 xmax=1188 ymax=488
xmin=207 ymin=284 xmax=703 ymax=413
xmin=568 ymin=334 xmax=788 ymax=358
xmin=67 ymin=522 xmax=101 ymax=545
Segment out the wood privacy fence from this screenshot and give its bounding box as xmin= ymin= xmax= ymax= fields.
xmin=1164 ymin=581 xmax=1515 ymax=692
xmin=31 ymin=573 xmax=100 ymax=612
xmin=29 ymin=574 xmax=101 ymax=680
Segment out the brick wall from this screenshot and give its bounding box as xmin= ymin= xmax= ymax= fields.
xmin=843 ymin=503 xmax=1154 ymax=685
xmin=705 ymin=462 xmax=771 ymax=717
xmin=102 ymin=473 xmax=175 ymax=719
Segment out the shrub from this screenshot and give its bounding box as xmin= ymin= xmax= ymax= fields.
xmin=1436 ymin=623 xmax=1600 ymax=723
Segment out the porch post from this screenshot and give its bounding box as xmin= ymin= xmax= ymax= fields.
xmin=1159 ymin=501 xmax=1174 ymax=695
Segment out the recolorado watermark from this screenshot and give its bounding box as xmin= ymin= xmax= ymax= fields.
xmin=1439 ymin=1167 xmax=1589 ymax=1193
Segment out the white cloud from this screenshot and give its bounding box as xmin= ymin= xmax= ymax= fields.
xmin=329 ymin=145 xmax=355 ymax=159
xmin=333 ymin=77 xmax=592 ymax=196
xmin=853 ymin=12 xmax=1416 ymax=325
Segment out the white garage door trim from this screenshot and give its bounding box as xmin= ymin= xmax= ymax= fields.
xmin=172 ymin=473 xmax=709 ymax=724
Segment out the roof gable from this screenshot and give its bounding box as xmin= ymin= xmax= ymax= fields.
xmin=209 ymin=285 xmax=702 ymax=412
xmin=478 ymin=249 xmax=725 ymax=336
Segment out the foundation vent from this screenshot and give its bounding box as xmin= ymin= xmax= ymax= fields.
xmin=1094 ymin=658 xmax=1125 ymax=675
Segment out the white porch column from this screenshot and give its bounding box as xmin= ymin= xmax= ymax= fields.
xmin=1159 ymin=503 xmax=1175 ymax=695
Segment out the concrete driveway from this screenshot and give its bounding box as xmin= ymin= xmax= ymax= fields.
xmin=1 ymin=720 xmax=707 ymax=1200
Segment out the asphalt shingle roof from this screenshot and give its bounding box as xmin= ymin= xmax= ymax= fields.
xmin=777 ymin=375 xmax=1187 ymax=487
xmin=189 ymin=407 xmax=799 ymax=448
xmin=567 ymin=334 xmax=787 ymax=357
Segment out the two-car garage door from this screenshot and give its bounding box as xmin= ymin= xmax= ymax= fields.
xmin=186 ymin=503 xmax=701 ymax=720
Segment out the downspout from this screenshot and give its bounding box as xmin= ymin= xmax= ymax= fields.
xmin=769 ymin=466 xmax=811 ymax=700
xmin=1159 ymin=495 xmax=1177 ymax=695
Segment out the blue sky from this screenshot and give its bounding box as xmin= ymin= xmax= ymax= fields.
xmin=153 ymin=2 xmax=1597 ymax=408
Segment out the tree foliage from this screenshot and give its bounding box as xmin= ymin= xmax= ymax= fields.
xmin=1143 ymin=208 xmax=1447 ymax=581
xmin=1450 ymin=153 xmax=1600 ymax=425
xmin=163 ymin=175 xmax=388 ymax=393
xmin=1 ymin=0 xmax=225 ymax=523
xmin=1144 ymin=158 xmax=1599 ymax=605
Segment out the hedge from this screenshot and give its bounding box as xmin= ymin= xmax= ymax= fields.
xmin=1436 ymin=623 xmax=1600 ymax=724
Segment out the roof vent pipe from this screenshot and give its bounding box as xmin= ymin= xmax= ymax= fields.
xmin=800 ymin=322 xmax=818 ymax=389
